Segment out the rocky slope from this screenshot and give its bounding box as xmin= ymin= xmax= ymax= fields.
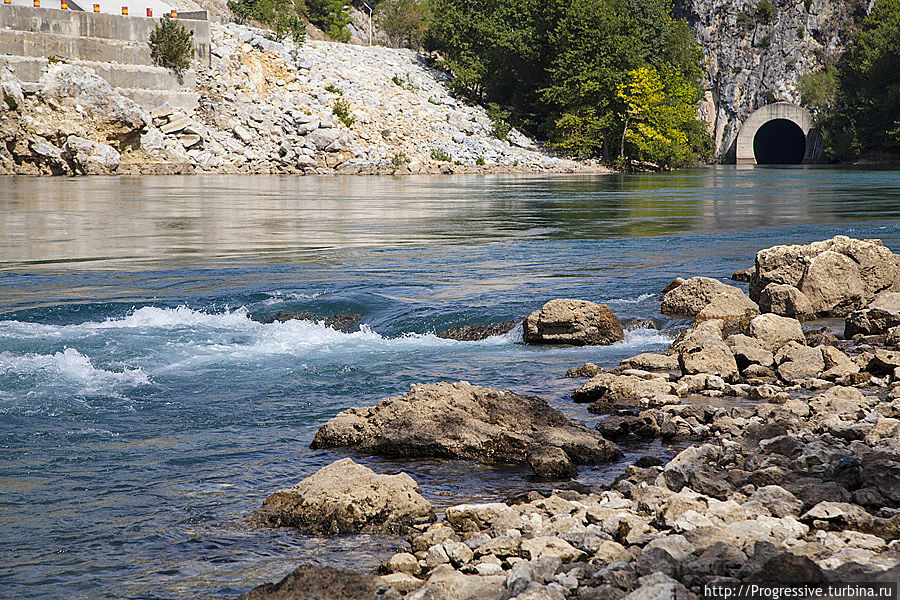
xmin=676 ymin=0 xmax=862 ymax=160
xmin=0 ymin=23 xmax=592 ymax=176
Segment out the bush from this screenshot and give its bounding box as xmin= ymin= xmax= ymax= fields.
xmin=227 ymin=0 xmax=305 ymax=42
xmin=475 ymin=155 xmax=485 ymax=165
xmin=324 ymin=83 xmax=343 ymax=95
xmin=149 ymin=16 xmax=194 ymax=71
xmin=332 ymin=98 xmax=356 ymax=126
xmin=430 ymin=148 xmax=451 ymax=162
xmin=375 ymin=0 xmax=429 ymax=48
xmin=756 ymin=0 xmax=775 ymax=23
xmin=390 ymin=151 xmax=409 ymax=167
xmin=306 ymin=0 xmax=351 ymax=42
xmin=486 ymin=103 xmax=511 ymax=140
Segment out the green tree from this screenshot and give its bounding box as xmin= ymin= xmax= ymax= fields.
xmin=228 ymin=0 xmax=306 ymax=42
xmin=306 ymin=0 xmax=352 ymax=41
xmin=823 ymin=0 xmax=900 ymax=160
xmin=375 ymin=0 xmax=429 ymax=48
xmin=149 ymin=15 xmax=194 ymax=72
xmin=798 ymin=65 xmax=838 ymax=121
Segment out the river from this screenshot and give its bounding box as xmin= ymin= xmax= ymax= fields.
xmin=2 ymin=166 xmax=900 ymax=599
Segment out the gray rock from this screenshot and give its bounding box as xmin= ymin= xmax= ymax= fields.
xmin=845 ymin=291 xmax=900 ymax=338
xmin=748 ymin=314 xmax=805 ymax=352
xmin=254 ymin=458 xmax=435 ymax=534
xmin=660 ymin=276 xmax=758 ymax=320
xmin=63 ymin=136 xmax=120 ymax=175
xmin=39 ymin=64 xmax=147 ymax=131
xmin=523 ymin=299 xmax=624 ymax=346
xmin=312 ymin=381 xmax=620 ymax=476
xmin=759 ymin=283 xmax=813 ymax=319
xmin=309 ymin=127 xmax=341 ymax=150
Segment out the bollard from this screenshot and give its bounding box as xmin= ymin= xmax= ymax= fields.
xmin=170 ymin=8 xmax=176 ymax=17
xmin=93 ymin=3 xmax=99 ymax=11
xmin=146 ymin=7 xmax=151 ymax=16
xmin=121 ymin=5 xmax=126 ymax=14
xmin=33 ymin=0 xmax=39 ymax=7
xmin=61 ymin=0 xmax=67 ymax=8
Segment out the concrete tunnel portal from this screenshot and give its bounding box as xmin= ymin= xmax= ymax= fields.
xmin=735 ymin=102 xmax=821 ymax=165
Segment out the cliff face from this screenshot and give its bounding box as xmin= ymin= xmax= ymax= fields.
xmin=676 ymin=0 xmax=864 ymax=161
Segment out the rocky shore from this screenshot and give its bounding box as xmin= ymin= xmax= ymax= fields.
xmin=242 ymin=235 xmax=899 ymax=600
xmin=0 ymin=24 xmax=599 ymax=177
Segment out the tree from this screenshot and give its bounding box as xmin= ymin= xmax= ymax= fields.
xmin=149 ymin=16 xmax=194 ymax=72
xmin=306 ymin=0 xmax=352 ymax=41
xmin=824 ymin=0 xmax=900 ymax=160
xmin=228 ymin=0 xmax=306 ymax=42
xmin=375 ymin=0 xmax=429 ymax=48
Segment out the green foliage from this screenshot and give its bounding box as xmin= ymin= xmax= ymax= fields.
xmin=3 ymin=95 xmax=18 ymax=111
xmin=817 ymin=0 xmax=900 ymax=160
xmin=149 ymin=15 xmax=194 ymax=72
xmin=390 ymin=151 xmax=409 ymax=171
xmin=487 ymin=103 xmax=511 ymax=140
xmin=759 ymin=33 xmax=771 ymax=47
xmin=804 ymin=0 xmax=813 ymax=10
xmin=430 ymin=147 xmax=451 ymax=161
xmin=617 ymin=66 xmax=712 ymax=168
xmin=736 ymin=12 xmax=755 ymax=30
xmin=324 ymin=83 xmax=343 ymax=95
xmin=421 ymin=0 xmax=711 ymax=167
xmin=376 ymin=0 xmax=429 ymax=48
xmin=47 ymin=55 xmax=63 ymax=64
xmin=796 ymin=26 xmax=805 ymax=38
xmin=306 ymin=0 xmax=351 ymax=41
xmin=756 ymin=0 xmax=775 ymax=23
xmin=332 ymin=98 xmax=356 ymax=126
xmin=799 ymin=65 xmax=838 ymax=121
xmin=227 ymin=0 xmax=305 ymax=42
xmin=476 ymin=155 xmax=486 ymax=165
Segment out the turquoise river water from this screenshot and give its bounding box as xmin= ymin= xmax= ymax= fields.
xmin=1 ymin=167 xmax=900 ymax=599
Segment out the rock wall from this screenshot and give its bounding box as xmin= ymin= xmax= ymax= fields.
xmin=675 ymin=0 xmax=863 ymax=161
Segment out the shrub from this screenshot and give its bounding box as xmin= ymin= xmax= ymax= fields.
xmin=736 ymin=12 xmax=755 ymax=30
xmin=227 ymin=0 xmax=305 ymax=42
xmin=475 ymin=155 xmax=485 ymax=165
xmin=430 ymin=147 xmax=451 ymax=162
xmin=487 ymin=103 xmax=511 ymax=140
xmin=149 ymin=15 xmax=194 ymax=71
xmin=324 ymin=83 xmax=343 ymax=95
xmin=332 ymin=98 xmax=356 ymax=126
xmin=756 ymin=0 xmax=775 ymax=23
xmin=390 ymin=151 xmax=409 ymax=167
xmin=3 ymin=95 xmax=17 ymax=111
xmin=759 ymin=33 xmax=772 ymax=47
xmin=306 ymin=0 xmax=351 ymax=42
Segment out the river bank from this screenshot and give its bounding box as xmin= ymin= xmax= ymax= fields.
xmin=241 ymin=235 xmax=900 ymax=600
xmin=0 ymin=23 xmax=603 ymax=177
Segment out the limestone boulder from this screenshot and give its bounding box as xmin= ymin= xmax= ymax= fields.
xmin=660 ymin=276 xmax=758 ymax=320
xmin=572 ymin=373 xmax=674 ymax=407
xmin=1 ymin=67 xmax=24 ymax=112
xmin=747 ymin=314 xmax=805 ymax=352
xmin=312 ymin=381 xmax=621 ymax=477
xmin=750 ymin=236 xmax=900 ymax=317
xmin=39 ymin=64 xmax=147 ymax=132
xmin=845 ymin=291 xmax=900 ymax=338
xmin=758 ymin=283 xmax=813 ymax=319
xmin=523 ymin=299 xmax=624 ymax=346
xmin=255 ymin=458 xmax=435 ymax=534
xmin=63 ymin=136 xmax=120 ymax=175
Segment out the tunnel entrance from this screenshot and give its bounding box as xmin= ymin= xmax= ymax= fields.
xmin=752 ymin=118 xmax=806 ymax=164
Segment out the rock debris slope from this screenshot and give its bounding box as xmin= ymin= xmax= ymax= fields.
xmin=1 ymin=23 xmax=594 ymax=176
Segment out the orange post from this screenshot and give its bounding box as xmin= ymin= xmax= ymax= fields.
xmin=4 ymin=0 xmax=11 ymax=6
xmin=61 ymin=0 xmax=68 ymax=8
xmin=93 ymin=3 xmax=99 ymax=11
xmin=146 ymin=7 xmax=151 ymax=16
xmin=170 ymin=8 xmax=176 ymax=17
xmin=121 ymin=5 xmax=126 ymax=14
xmin=33 ymin=0 xmax=39 ymax=7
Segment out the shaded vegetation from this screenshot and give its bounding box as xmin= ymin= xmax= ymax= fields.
xmin=149 ymin=15 xmax=194 ymax=71
xmin=801 ymin=0 xmax=900 ymax=161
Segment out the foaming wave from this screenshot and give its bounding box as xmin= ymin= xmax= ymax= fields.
xmin=0 ymin=348 xmax=150 ymax=392
xmin=605 ymin=293 xmax=654 ymax=305
xmin=617 ymin=327 xmax=672 ymax=348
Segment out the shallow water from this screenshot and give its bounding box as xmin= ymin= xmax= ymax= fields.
xmin=2 ymin=167 xmax=900 ymax=599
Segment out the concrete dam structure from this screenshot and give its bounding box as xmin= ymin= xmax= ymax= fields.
xmin=735 ymin=102 xmax=824 ymax=165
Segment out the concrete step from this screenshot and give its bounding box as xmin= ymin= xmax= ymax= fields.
xmin=118 ymin=87 xmax=199 ymax=112
xmin=0 ymin=55 xmax=196 ymax=89
xmin=0 ymin=29 xmax=154 ymax=66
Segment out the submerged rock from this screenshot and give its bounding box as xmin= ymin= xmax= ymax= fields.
xmin=312 ymin=381 xmax=621 ymax=478
xmin=255 ymin=458 xmax=434 ymax=534
xmin=523 ymin=299 xmax=624 ymax=346
xmin=259 ymin=311 xmax=362 ymax=331
xmin=237 ymin=563 xmax=381 ymax=600
xmin=437 ymin=321 xmax=518 ymax=341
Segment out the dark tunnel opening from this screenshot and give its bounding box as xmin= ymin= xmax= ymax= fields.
xmin=753 ymin=118 xmax=806 ymax=164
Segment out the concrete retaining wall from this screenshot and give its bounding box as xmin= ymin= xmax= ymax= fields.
xmin=0 ymin=5 xmax=209 ymax=61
